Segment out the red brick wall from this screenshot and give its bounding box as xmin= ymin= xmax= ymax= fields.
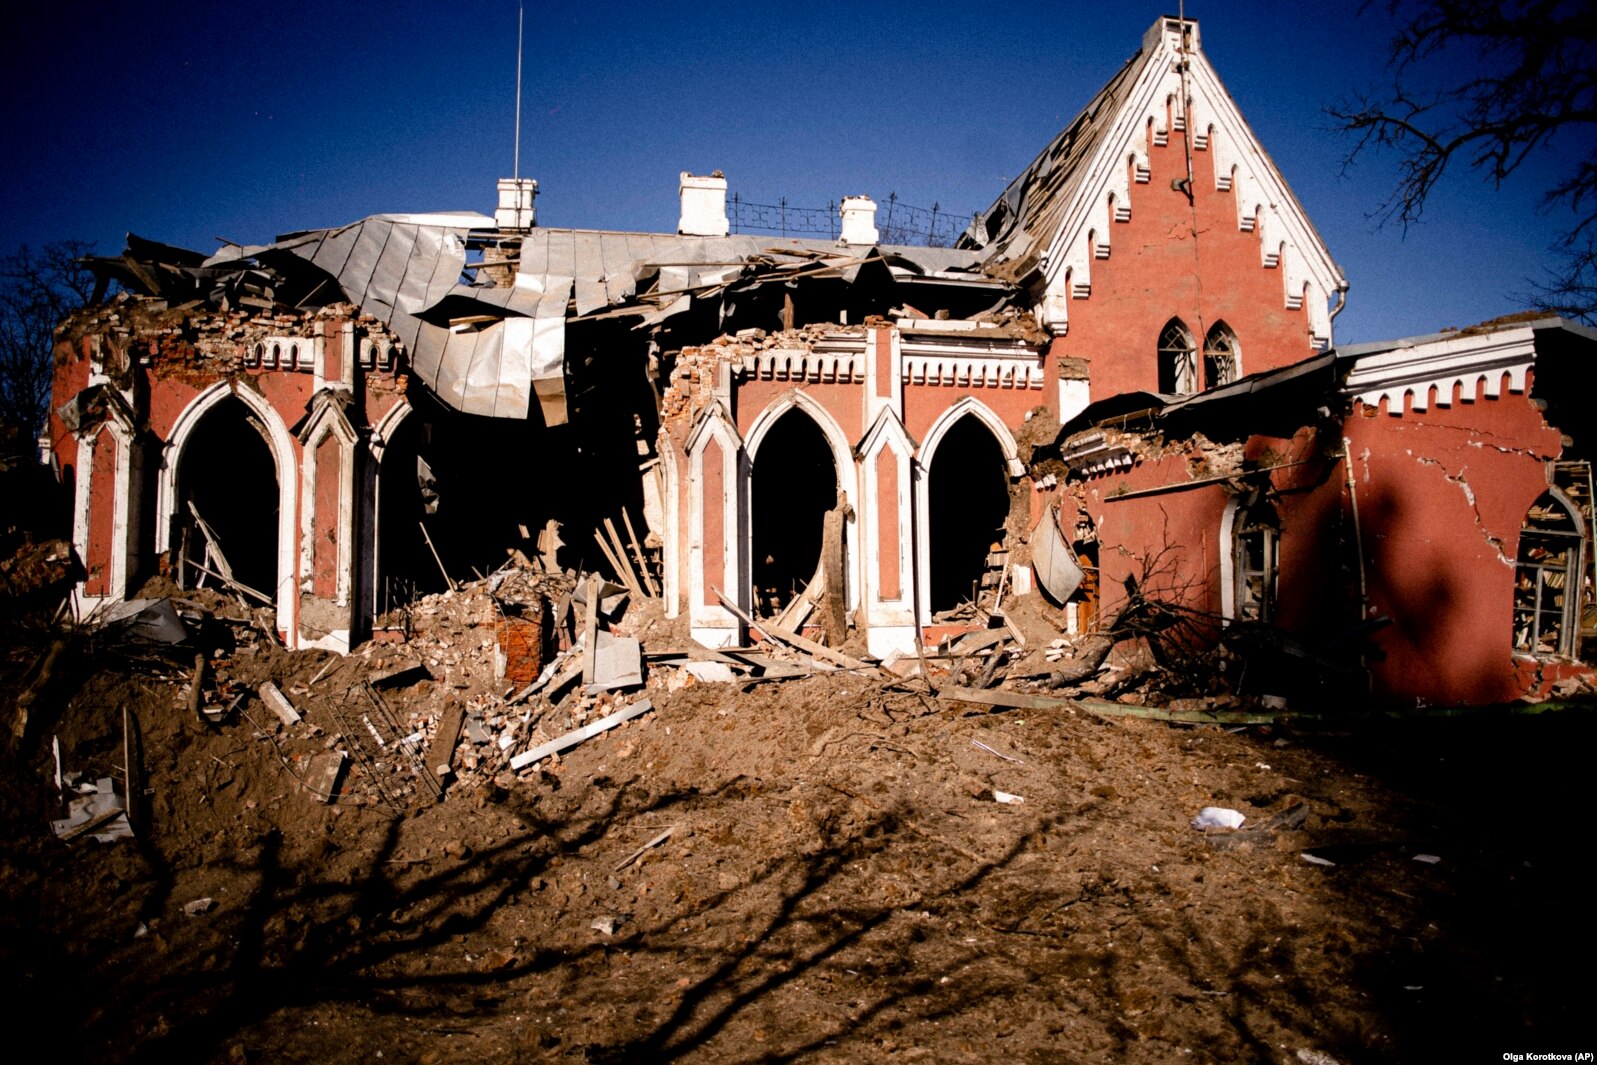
xmin=1057 ymin=128 xmax=1317 ymax=402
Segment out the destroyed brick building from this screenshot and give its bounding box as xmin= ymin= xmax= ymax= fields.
xmin=46 ymin=16 xmax=1595 ymax=706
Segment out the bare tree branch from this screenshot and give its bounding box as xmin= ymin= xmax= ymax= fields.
xmin=1329 ymin=0 xmax=1597 ymax=321
xmin=0 ymin=240 xmax=98 ymax=448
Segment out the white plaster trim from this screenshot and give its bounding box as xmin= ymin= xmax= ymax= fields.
xmin=742 ymin=337 xmax=863 ymax=383
xmin=686 ymin=402 xmax=743 ymax=644
xmin=69 ymin=415 xmax=137 ymax=611
xmin=1058 ymin=378 xmax=1091 ymax=425
xmin=856 ymin=408 xmax=917 ymax=644
xmin=157 ymin=380 xmax=299 ymax=643
xmin=900 ymin=335 xmax=1046 ymax=389
xmin=369 ymin=398 xmax=412 ymax=458
xmin=658 ymin=441 xmax=682 ymax=620
xmin=913 ymin=397 xmax=1021 ymax=627
xmin=365 ymin=399 xmax=412 ymax=629
xmin=744 ymin=389 xmax=861 ymax=615
xmin=300 ymin=396 xmax=360 ymax=609
xmin=1218 ymin=494 xmax=1241 ymax=621
xmin=1343 ymin=326 xmax=1536 ymax=414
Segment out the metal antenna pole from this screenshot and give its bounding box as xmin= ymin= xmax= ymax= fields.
xmin=514 ymin=2 xmax=524 ymax=179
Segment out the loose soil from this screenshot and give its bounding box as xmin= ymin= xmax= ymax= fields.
xmin=1 ymin=597 xmax=1591 ymax=1064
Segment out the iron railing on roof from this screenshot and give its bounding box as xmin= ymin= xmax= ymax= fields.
xmin=729 ymin=192 xmax=976 ymax=248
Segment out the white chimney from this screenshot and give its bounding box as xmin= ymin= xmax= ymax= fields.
xmin=840 ymin=195 xmax=879 ymax=245
xmin=496 ymin=177 xmax=538 ymax=231
xmin=678 ymin=171 xmax=729 ymax=237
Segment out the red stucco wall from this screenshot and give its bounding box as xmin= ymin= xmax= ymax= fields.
xmin=1345 ymin=376 xmax=1565 ymax=705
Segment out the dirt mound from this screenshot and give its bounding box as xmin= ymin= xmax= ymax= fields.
xmin=1 ymin=588 xmax=1591 ymax=1063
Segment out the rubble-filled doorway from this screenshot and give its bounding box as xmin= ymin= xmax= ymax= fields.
xmin=174 ymin=396 xmax=280 ymax=603
xmin=374 ymin=394 xmax=570 ymax=619
xmin=928 ymin=414 xmax=1010 ymax=614
xmin=750 ymin=409 xmax=838 ymax=617
xmin=374 ymin=411 xmax=440 ymax=616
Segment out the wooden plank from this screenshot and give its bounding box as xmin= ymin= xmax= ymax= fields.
xmin=187 ymin=559 xmax=272 ymax=606
xmin=614 ymin=825 xmax=675 ymax=872
xmin=424 ymin=700 xmax=466 ymax=780
xmin=187 ymin=500 xmax=236 ymax=583
xmin=122 ymin=705 xmax=138 ymax=834
xmin=936 ymin=686 xmax=1283 ymax=724
xmin=947 ymin=628 xmax=1007 ymax=656
xmin=581 ymin=573 xmax=601 ymax=688
xmin=602 ymin=519 xmax=646 ymax=600
xmin=509 ymin=698 xmax=653 ymax=770
xmin=591 ymin=532 xmax=638 ymax=599
xmin=621 ymin=509 xmax=658 ymax=597
xmin=418 ymin=520 xmax=455 ymax=591
xmin=711 ymin=586 xmax=871 ymax=672
xmin=56 ymin=805 xmax=127 ymax=842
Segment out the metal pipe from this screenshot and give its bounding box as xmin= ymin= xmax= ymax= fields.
xmin=1342 ymin=438 xmax=1369 ymax=620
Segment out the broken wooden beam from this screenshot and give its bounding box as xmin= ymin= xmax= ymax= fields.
xmin=614 ymin=825 xmax=675 ymax=871
xmin=581 ymin=573 xmax=602 ymax=688
xmin=711 ymin=586 xmax=872 ymax=672
xmin=423 ymin=701 xmax=466 ymax=784
xmin=509 ymin=697 xmax=653 ymax=771
xmin=418 ymin=520 xmax=455 ymax=592
xmin=935 ymin=686 xmax=1284 ymax=724
xmin=621 ymin=509 xmax=659 ymax=598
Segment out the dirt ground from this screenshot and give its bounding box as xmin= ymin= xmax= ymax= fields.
xmin=2 ymin=588 xmax=1592 ymax=1064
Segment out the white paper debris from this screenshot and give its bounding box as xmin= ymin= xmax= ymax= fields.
xmin=1191 ymin=807 xmax=1245 ymax=830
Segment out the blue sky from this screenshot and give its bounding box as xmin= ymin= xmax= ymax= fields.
xmin=3 ymin=0 xmax=1587 ymax=344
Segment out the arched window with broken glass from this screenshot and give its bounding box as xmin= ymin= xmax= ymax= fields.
xmin=1513 ymin=490 xmax=1586 ymax=656
xmin=1204 ymin=321 xmax=1239 ymax=389
xmin=1157 ymin=318 xmax=1197 ymax=394
xmin=1233 ymin=493 xmax=1278 ymax=623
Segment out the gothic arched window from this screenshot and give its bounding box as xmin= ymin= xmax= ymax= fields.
xmin=1513 ymin=490 xmax=1585 ymax=656
xmin=1233 ymin=493 xmax=1279 ymax=623
xmin=1204 ymin=322 xmax=1240 ymax=389
xmin=1158 ymin=318 xmax=1196 ymax=394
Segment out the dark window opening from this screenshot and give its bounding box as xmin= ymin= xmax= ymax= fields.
xmin=175 ymin=397 xmax=278 ymax=602
xmin=1513 ymin=490 xmax=1584 ymax=656
xmin=929 ymin=415 xmax=1010 ymax=615
xmin=751 ymin=409 xmax=837 ymax=618
xmin=1158 ymin=318 xmax=1197 ymax=394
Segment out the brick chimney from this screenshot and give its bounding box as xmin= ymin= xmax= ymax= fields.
xmin=840 ymin=195 xmax=879 ymax=245
xmin=678 ymin=171 xmax=729 ymax=237
xmin=496 ymin=178 xmax=538 ymax=231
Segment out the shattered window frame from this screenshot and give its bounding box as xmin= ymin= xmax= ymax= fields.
xmin=1203 ymin=322 xmax=1239 ymax=390
xmin=1513 ymin=489 xmax=1585 ymax=657
xmin=1233 ymin=494 xmax=1278 ymax=623
xmin=1158 ymin=318 xmax=1197 ymax=394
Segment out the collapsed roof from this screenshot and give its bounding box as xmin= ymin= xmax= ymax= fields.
xmin=85 ymin=216 xmax=1012 ymax=421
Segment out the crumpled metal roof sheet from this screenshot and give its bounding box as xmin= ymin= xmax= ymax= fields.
xmin=222 ymin=213 xmax=541 ymax=419
xmin=182 ymin=212 xmax=998 ymax=421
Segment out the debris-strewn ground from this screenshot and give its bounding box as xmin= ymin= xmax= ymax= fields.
xmin=1 ymin=587 xmax=1591 ymax=1064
